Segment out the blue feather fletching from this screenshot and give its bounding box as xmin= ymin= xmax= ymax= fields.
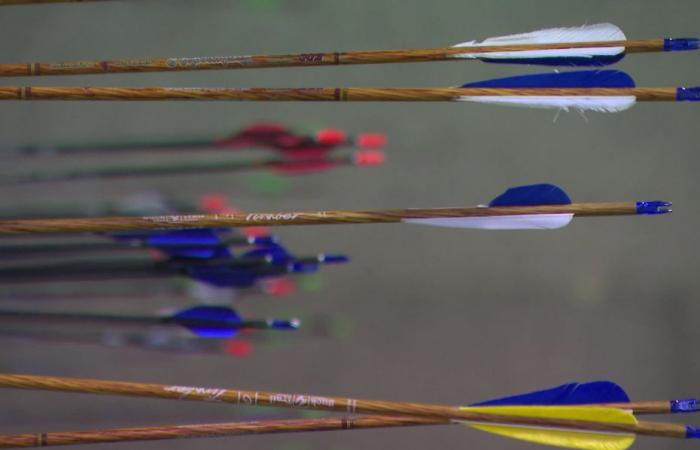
xmin=188 ymin=266 xmax=261 ymax=288
xmin=462 ymin=70 xmax=635 ymax=89
xmin=471 ymin=381 xmax=630 ymax=407
xmin=489 ymin=184 xmax=571 ymax=207
xmin=146 ymin=229 xmax=222 ymax=246
xmin=173 ymin=305 xmax=241 ymax=338
xmin=481 ymin=54 xmax=624 ymax=67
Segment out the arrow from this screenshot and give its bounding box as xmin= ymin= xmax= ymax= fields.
xmin=16 ymin=123 xmax=387 ymax=158
xmin=0 ymin=150 xmax=385 ymax=185
xmin=0 ymin=184 xmax=671 ymax=234
xmin=1 ymin=24 xmax=696 ymax=76
xmin=0 ymin=305 xmax=299 ymax=338
xmin=1 ymin=70 xmax=696 ymax=113
xmin=0 ymin=246 xmax=348 ymax=287
xmin=0 ymin=416 xmax=444 ymax=448
xmin=0 ymin=230 xmax=277 ymax=259
xmin=0 ymin=375 xmax=696 ymax=449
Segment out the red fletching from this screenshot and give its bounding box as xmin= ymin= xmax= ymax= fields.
xmin=315 ymin=128 xmax=347 ymax=146
xmin=354 ymin=149 xmax=386 ymax=166
xmin=215 ymin=123 xmax=294 ymax=148
xmin=356 ymin=133 xmax=387 ymax=149
xmin=225 ymin=339 xmax=254 ymax=357
xmin=263 ymin=278 xmax=297 ymax=296
xmin=198 ymin=194 xmax=229 ymax=214
xmin=243 ymin=226 xmax=271 ymax=238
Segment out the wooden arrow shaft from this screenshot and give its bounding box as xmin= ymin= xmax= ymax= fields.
xmin=0 ymin=202 xmax=639 ymax=234
xmin=0 ymin=374 xmax=687 ymax=438
xmin=0 ymin=86 xmax=678 ymax=101
xmin=0 ymin=40 xmax=665 ymax=76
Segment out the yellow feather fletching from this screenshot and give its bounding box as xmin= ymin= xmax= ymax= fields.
xmin=458 ymin=405 xmax=637 ymax=450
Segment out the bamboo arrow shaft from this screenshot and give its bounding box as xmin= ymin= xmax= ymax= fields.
xmin=0 ymin=40 xmax=665 ymax=76
xmin=0 ymin=416 xmax=446 ymax=449
xmin=0 ymin=87 xmax=679 ymax=101
xmin=0 ymin=202 xmax=638 ymax=234
xmin=0 ymin=374 xmax=686 ymax=438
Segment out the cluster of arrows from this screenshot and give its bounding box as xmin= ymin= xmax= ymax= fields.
xmin=0 ymin=374 xmax=697 ymax=449
xmin=0 ymin=4 xmax=696 ymax=449
xmin=0 ymin=23 xmax=695 ymax=111
xmin=3 ymin=122 xmax=387 ymax=185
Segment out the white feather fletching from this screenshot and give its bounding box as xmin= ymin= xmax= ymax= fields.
xmin=402 ymin=214 xmax=574 ymax=230
xmin=451 ymin=23 xmax=626 ymax=61
xmin=457 ymin=96 xmax=637 ymax=113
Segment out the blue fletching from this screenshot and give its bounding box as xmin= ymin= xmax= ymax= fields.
xmin=462 ymin=70 xmax=635 ymax=89
xmin=188 ymin=266 xmax=261 ymax=288
xmin=481 ymin=54 xmax=624 ymax=67
xmin=687 ymin=426 xmax=700 ymax=439
xmin=146 ymin=229 xmax=222 ymax=247
xmin=489 ymin=184 xmax=571 ymax=207
xmin=471 ymin=381 xmax=630 ymax=407
xmin=664 ymin=38 xmax=700 ymax=52
xmin=164 ymin=245 xmax=232 ymax=260
xmin=173 ymin=305 xmax=241 ymax=338
xmin=160 ymin=247 xmax=221 ymax=259
xmin=672 ymin=399 xmax=700 ymax=413
xmin=677 ymin=87 xmax=700 ymax=102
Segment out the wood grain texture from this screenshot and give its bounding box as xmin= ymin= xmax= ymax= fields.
xmin=0 ymin=40 xmax=665 ymax=76
xmin=0 ymin=87 xmax=679 ymax=101
xmin=0 ymin=202 xmax=640 ymax=234
xmin=0 ymin=416 xmax=445 ymax=448
xmin=0 ymin=374 xmax=687 ymax=438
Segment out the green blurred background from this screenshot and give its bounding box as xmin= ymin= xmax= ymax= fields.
xmin=0 ymin=1 xmax=698 ymax=450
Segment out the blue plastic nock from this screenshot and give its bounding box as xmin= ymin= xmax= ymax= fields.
xmin=671 ymin=398 xmax=700 ymax=413
xmin=664 ymin=38 xmax=700 ymax=52
xmin=686 ymin=425 xmax=700 ymax=439
xmin=269 ymin=319 xmax=300 ymax=330
xmin=636 ymin=201 xmax=672 ymax=215
xmin=318 ymin=254 xmax=350 ymax=264
xmin=677 ymin=87 xmax=700 ymax=102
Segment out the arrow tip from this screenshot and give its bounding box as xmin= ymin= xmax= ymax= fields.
xmin=636 ymin=201 xmax=672 ymax=215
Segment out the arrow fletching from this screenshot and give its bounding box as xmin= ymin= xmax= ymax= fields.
xmin=172 ymin=306 xmax=242 ymax=338
xmin=404 ymin=183 xmax=574 ymax=229
xmin=472 ymin=381 xmax=630 ymax=407
xmin=452 ymin=23 xmax=627 ymax=66
xmin=459 ymin=405 xmax=637 ymax=450
xmin=459 ymin=70 xmax=637 ymax=112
